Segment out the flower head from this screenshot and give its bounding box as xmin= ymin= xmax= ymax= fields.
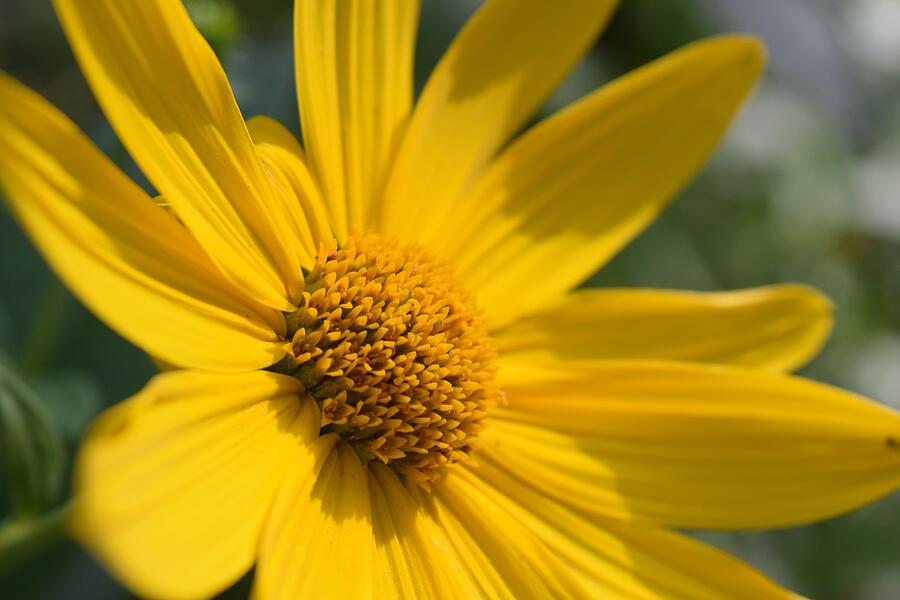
xmin=1 ymin=0 xmax=899 ymax=598
xmin=279 ymin=235 xmax=498 ymax=484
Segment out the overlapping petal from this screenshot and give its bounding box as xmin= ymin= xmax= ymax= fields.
xmin=70 ymin=371 xmax=311 ymax=600
xmin=489 ymin=360 xmax=900 ymax=529
xmin=379 ymin=0 xmax=618 ymax=243
xmin=435 ymin=468 xmax=594 ymax=598
xmin=0 ymin=72 xmax=284 ymax=372
xmin=496 ymin=285 xmax=833 ymax=372
xmin=247 ymin=116 xmax=334 ymax=258
xmin=456 ymin=459 xmax=798 ymax=599
xmin=254 ymin=440 xmax=373 ymax=599
xmin=435 ymin=36 xmax=764 ymax=328
xmin=54 ymin=0 xmax=308 ymax=309
xmin=295 ymin=0 xmax=419 ymax=237
xmin=369 ymin=463 xmax=514 ymax=599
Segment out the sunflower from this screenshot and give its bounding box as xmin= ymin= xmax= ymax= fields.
xmin=1 ymin=0 xmax=899 ymax=598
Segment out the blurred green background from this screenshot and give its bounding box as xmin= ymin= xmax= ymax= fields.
xmin=1 ymin=0 xmax=900 ymax=598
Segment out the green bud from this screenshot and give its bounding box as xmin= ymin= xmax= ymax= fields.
xmin=0 ymin=364 xmax=65 ymax=518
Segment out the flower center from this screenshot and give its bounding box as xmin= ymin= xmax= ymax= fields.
xmin=277 ymin=234 xmax=498 ymax=484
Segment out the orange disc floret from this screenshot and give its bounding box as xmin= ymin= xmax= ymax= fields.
xmin=278 ymin=234 xmax=498 ymax=485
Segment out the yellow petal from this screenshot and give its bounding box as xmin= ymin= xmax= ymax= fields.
xmin=459 ymin=459 xmax=798 ymax=599
xmin=489 ymin=360 xmax=900 ymax=529
xmin=54 ymin=0 xmax=307 ymax=309
xmin=0 ymin=72 xmax=284 ymax=372
xmin=435 ymin=467 xmax=601 ymax=598
xmin=496 ymin=284 xmax=833 ymax=372
xmin=247 ymin=116 xmax=334 ymax=257
xmin=378 ymin=0 xmax=618 ymax=242
xmin=369 ymin=463 xmax=511 ymax=599
xmin=70 ymin=370 xmax=314 ymax=600
xmin=254 ymin=440 xmax=373 ymax=599
xmin=439 ymin=36 xmax=765 ymax=328
xmin=369 ymin=466 xmax=426 ymax=598
xmin=295 ymin=0 xmax=419 ymax=237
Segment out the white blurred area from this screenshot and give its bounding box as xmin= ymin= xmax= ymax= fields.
xmin=847 ymin=0 xmax=900 ymax=76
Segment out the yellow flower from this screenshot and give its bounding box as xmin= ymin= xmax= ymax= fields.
xmin=0 ymin=0 xmax=898 ymax=598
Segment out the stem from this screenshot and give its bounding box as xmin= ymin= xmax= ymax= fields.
xmin=19 ymin=278 xmax=68 ymax=376
xmin=0 ymin=503 xmax=69 ymax=577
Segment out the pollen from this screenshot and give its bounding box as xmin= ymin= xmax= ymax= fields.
xmin=277 ymin=235 xmax=498 ymax=484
